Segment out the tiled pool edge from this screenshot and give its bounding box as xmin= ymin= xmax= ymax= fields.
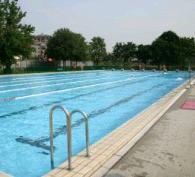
xmin=44 ymin=81 xmax=190 ymax=177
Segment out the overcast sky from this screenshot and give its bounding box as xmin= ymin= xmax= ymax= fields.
xmin=19 ymin=0 xmax=195 ymax=51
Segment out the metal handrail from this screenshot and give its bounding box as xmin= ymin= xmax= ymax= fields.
xmin=49 ymin=105 xmax=72 ymax=170
xmin=70 ymin=109 xmax=90 ymax=157
xmin=49 ymin=106 xmax=90 ymax=171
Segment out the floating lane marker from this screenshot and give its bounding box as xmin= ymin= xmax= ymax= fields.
xmin=0 ymin=72 xmax=132 ymax=88
xmin=0 ymin=70 xmax=104 ymax=81
xmin=13 ymin=74 xmax=156 ymax=101
xmin=0 ymin=74 xmax=158 ymax=103
xmin=0 ymin=70 xmax=118 ymax=84
xmin=0 ymin=75 xmax=131 ymax=94
xmin=0 ymin=71 xmax=106 ymax=83
xmin=0 ymin=78 xmax=134 ymax=103
xmin=14 ymin=78 xmax=134 ymax=100
xmin=0 ymin=74 xmax=96 ymax=86
xmin=0 ymin=70 xmax=112 ymax=85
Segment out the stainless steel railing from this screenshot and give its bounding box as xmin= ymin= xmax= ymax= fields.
xmin=49 ymin=105 xmax=89 ymax=170
xmin=70 ymin=109 xmax=90 ymax=157
xmin=49 ymin=105 xmax=72 ymax=170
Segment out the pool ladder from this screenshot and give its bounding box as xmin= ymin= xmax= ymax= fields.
xmin=49 ymin=105 xmax=90 ymax=170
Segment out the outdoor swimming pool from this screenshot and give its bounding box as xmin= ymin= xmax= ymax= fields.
xmin=0 ymin=70 xmax=190 ymax=177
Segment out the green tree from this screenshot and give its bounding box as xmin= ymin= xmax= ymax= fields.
xmin=180 ymin=37 xmax=195 ymax=68
xmin=113 ymin=42 xmax=136 ymax=67
xmin=89 ymin=37 xmax=106 ymax=65
xmin=150 ymin=39 xmax=166 ymax=68
xmin=0 ymin=0 xmax=34 ymax=73
xmin=46 ymin=28 xmax=87 ymax=67
xmin=112 ymin=42 xmax=123 ymax=59
xmin=151 ymin=31 xmax=180 ymax=68
xmin=137 ymin=45 xmax=151 ymax=64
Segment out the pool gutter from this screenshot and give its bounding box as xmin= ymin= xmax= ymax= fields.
xmin=44 ymin=80 xmax=192 ymax=177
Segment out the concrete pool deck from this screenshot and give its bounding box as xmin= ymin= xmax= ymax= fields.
xmin=44 ymin=80 xmax=192 ymax=177
xmin=105 ymin=84 xmax=195 ymax=177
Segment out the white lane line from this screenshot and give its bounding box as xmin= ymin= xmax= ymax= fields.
xmin=0 ymin=72 xmax=102 ymax=85
xmin=2 ymin=71 xmax=113 ymax=84
xmin=0 ymin=70 xmax=113 ymax=84
xmin=0 ymin=76 xmax=129 ymax=93
xmin=0 ymin=72 xmax=133 ymax=88
xmin=14 ymin=74 xmax=156 ymax=101
xmin=0 ymin=70 xmax=104 ymax=80
xmin=14 ymin=78 xmax=133 ymax=100
xmin=0 ymin=70 xmax=140 ymax=84
xmin=0 ymin=74 xmax=103 ymax=88
xmin=0 ymin=77 xmax=74 ymax=88
xmin=15 ymin=70 xmax=112 ymax=80
xmin=0 ymin=83 xmax=64 ymax=93
xmin=10 ymin=71 xmax=101 ymax=81
xmin=0 ymin=75 xmax=66 ymax=84
xmin=12 ymin=75 xmax=69 ymax=81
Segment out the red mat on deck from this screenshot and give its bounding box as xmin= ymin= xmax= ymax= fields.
xmin=181 ymin=101 xmax=195 ymax=110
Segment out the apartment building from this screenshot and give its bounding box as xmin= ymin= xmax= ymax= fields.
xmin=32 ymin=34 xmax=50 ymax=60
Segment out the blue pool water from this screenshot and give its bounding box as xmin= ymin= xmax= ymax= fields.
xmin=0 ymin=70 xmax=190 ymax=177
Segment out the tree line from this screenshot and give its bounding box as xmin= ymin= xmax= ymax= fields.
xmin=46 ymin=29 xmax=107 ymax=67
xmin=46 ymin=29 xmax=195 ymax=70
xmin=0 ymin=0 xmax=195 ymax=73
